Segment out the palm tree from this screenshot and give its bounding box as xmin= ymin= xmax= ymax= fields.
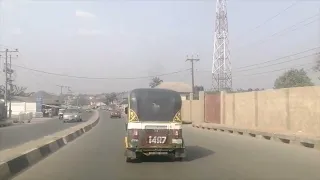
xmin=149 ymin=77 xmax=163 ymax=88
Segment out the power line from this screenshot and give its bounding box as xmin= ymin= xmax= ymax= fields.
xmin=12 ymin=47 xmax=319 ymax=81
xmin=236 ymin=13 xmax=320 ymax=49
xmin=236 ymin=52 xmax=319 ymax=73
xmin=235 ymin=0 xmax=299 ymax=40
xmin=197 ymin=62 xmax=314 ymax=80
xmin=236 ymin=46 xmax=320 ymax=70
xmin=0 ymin=44 xmax=18 ymax=50
xmin=200 ymin=47 xmax=320 ymax=73
xmin=12 ymin=64 xmax=191 ymax=80
xmin=275 ymin=14 xmax=320 ymax=35
xmin=233 ymin=63 xmax=314 ymax=79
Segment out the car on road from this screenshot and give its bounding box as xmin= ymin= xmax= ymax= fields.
xmin=124 ymin=88 xmax=186 ymax=162
xmin=63 ymin=108 xmax=83 ymax=123
xmin=101 ymin=106 xmax=107 ymax=110
xmin=110 ymin=110 xmax=121 ymax=118
xmin=85 ymin=109 xmax=93 ymax=113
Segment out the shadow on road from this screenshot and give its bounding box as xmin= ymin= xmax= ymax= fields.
xmin=139 ymin=145 xmax=215 ymax=163
xmin=184 ymin=145 xmax=215 ymax=161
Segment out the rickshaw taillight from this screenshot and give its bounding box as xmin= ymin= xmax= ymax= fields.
xmin=132 ymin=129 xmax=139 ymax=139
xmin=173 ymin=129 xmax=180 ymax=138
xmin=174 ymin=130 xmax=179 ymax=136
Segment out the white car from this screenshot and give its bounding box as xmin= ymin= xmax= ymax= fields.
xmin=85 ymin=109 xmax=93 ymax=113
xmin=63 ymin=108 xmax=82 ymax=123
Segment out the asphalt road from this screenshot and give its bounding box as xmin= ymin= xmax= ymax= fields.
xmin=0 ymin=112 xmax=93 ymax=151
xmin=13 ymin=111 xmax=320 ymax=180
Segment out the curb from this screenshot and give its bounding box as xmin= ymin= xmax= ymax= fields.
xmin=192 ymin=123 xmax=320 ymax=151
xmin=0 ymin=110 xmax=100 ymax=180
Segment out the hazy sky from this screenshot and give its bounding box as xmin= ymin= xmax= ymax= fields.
xmin=0 ymin=0 xmax=319 ymax=94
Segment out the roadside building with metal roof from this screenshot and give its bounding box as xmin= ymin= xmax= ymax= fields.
xmin=155 ymin=82 xmax=192 ymax=100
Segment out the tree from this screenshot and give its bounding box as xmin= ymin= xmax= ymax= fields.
xmin=105 ymin=92 xmax=117 ymax=104
xmin=192 ymin=85 xmax=204 ymax=100
xmin=274 ymin=68 xmax=314 ymax=89
xmin=194 ymin=85 xmax=204 ymax=92
xmin=11 ymin=85 xmax=32 ymax=96
xmin=313 ymin=53 xmax=320 ymax=79
xmin=235 ymin=88 xmax=263 ymax=92
xmin=0 ymin=84 xmax=31 ymax=98
xmin=70 ymin=96 xmax=90 ymax=106
xmin=149 ymin=77 xmax=163 ymax=88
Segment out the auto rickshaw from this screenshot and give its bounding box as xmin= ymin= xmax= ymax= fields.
xmin=124 ymin=88 xmax=186 ymax=162
xmin=58 ymin=108 xmax=65 ymax=120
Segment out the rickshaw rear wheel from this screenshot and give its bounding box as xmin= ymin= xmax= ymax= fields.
xmin=126 ymin=157 xmax=141 ymax=163
xmin=168 ymin=152 xmax=176 ymax=162
xmin=176 ymin=157 xmax=184 ymax=161
xmin=125 ymin=157 xmax=132 ymax=163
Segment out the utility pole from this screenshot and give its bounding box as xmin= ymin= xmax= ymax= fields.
xmin=65 ymin=86 xmax=71 ymax=106
xmin=8 ymin=54 xmax=18 ymax=118
xmin=56 ymin=85 xmax=71 ymax=95
xmin=1 ymin=48 xmax=18 ymax=118
xmin=8 ymin=54 xmax=17 ymax=118
xmin=56 ymin=85 xmax=71 ymax=106
xmin=57 ymin=85 xmax=64 ymax=95
xmin=9 ymin=55 xmax=12 ymax=118
xmin=186 ymin=55 xmax=200 ymax=95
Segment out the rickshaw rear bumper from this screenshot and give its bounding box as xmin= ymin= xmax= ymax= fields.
xmin=125 ymin=147 xmax=186 ymax=158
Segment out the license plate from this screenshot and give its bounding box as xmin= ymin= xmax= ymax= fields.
xmin=148 ymin=136 xmax=167 ymax=144
xmin=148 ymin=152 xmax=168 ymax=155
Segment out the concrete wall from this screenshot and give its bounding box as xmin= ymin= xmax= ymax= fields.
xmin=222 ymin=86 xmax=320 ymax=136
xmin=184 ymin=86 xmax=320 ymax=136
xmin=181 ymin=92 xmax=205 ymax=124
xmin=180 ymin=94 xmax=187 ymax=100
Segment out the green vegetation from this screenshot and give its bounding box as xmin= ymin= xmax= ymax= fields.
xmin=274 ymin=68 xmax=314 ymax=89
xmin=105 ymin=92 xmax=117 ymax=104
xmin=0 ymin=84 xmax=31 ymax=98
xmin=149 ymin=77 xmax=163 ymax=88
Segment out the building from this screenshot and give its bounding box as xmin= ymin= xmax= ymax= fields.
xmin=9 ymin=92 xmax=63 ymax=117
xmin=155 ymin=82 xmax=192 ymax=100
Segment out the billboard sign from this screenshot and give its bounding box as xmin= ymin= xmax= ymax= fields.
xmin=36 ymin=97 xmax=43 ymax=112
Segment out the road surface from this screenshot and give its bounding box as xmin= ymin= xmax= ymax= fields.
xmin=0 ymin=112 xmax=93 ymax=151
xmin=13 ymin=111 xmax=320 ymax=180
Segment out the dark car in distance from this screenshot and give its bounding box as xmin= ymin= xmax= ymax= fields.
xmin=110 ymin=110 xmax=121 ymax=118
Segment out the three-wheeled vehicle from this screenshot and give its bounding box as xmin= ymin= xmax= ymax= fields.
xmin=124 ymin=88 xmax=186 ymax=162
xmin=58 ymin=109 xmax=65 ymax=120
